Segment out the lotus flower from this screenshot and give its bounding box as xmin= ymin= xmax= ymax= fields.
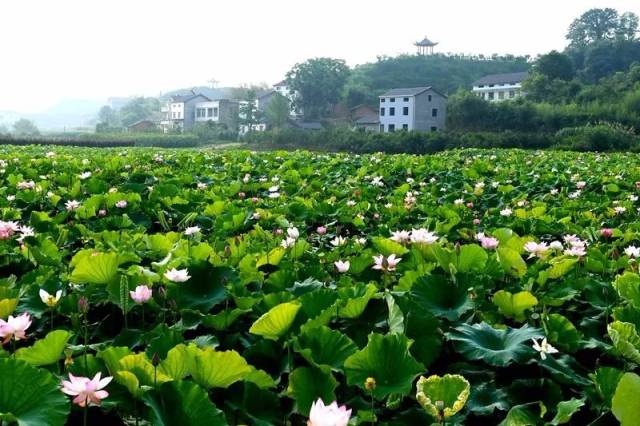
xmin=531 ymin=338 xmax=559 ymax=360
xmin=115 ymin=200 xmax=128 ymax=208
xmin=39 ymin=289 xmax=63 ymax=307
xmin=61 ymin=372 xmax=112 ymax=407
xmin=184 ymin=226 xmax=201 ymax=236
xmin=372 ymin=254 xmax=401 ymax=272
xmin=523 ymin=241 xmax=549 ymax=259
xmin=0 ymin=312 xmax=32 ymax=343
xmin=316 ymin=226 xmax=327 ymax=235
xmin=410 ymin=228 xmax=438 ymax=245
xmin=334 ymin=260 xmax=350 ymax=273
xmin=65 ymin=200 xmax=81 ymax=211
xmin=287 ymin=227 xmax=300 ymax=239
xmin=479 ymin=236 xmax=499 ymax=250
xmin=626 ymin=245 xmax=640 ymax=259
xmin=164 ymin=268 xmax=191 ymax=282
xmin=0 ymin=220 xmax=20 ymax=240
xmin=130 ymin=285 xmax=152 ymax=304
xmin=307 ymin=398 xmax=351 ymax=426
xmin=390 ymin=230 xmax=411 ymax=243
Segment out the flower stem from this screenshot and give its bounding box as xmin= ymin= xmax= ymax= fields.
xmin=83 ymin=400 xmax=88 ymax=426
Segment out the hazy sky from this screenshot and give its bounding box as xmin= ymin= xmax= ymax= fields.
xmin=2 ymin=0 xmax=639 ymax=112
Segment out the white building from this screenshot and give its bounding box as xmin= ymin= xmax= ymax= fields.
xmin=160 ymin=93 xmax=238 ymax=132
xmin=272 ymin=80 xmax=302 ymax=117
xmin=378 ymin=87 xmax=447 ymax=133
xmin=472 ymin=72 xmax=528 ymax=102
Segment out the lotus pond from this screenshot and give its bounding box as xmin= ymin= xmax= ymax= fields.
xmin=2 ymin=146 xmax=640 ymax=425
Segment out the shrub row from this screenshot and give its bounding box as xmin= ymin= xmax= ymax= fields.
xmin=244 ymin=124 xmax=640 ymax=154
xmin=0 ymin=133 xmax=223 ymax=148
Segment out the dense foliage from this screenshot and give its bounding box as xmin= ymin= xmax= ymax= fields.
xmin=3 ymin=147 xmax=640 ymax=424
xmin=246 ymin=126 xmax=640 ymax=153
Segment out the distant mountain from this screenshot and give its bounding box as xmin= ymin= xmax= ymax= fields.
xmin=160 ymin=86 xmax=235 ymax=101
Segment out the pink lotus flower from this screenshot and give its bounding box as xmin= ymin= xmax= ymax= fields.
xmin=316 ymin=226 xmax=327 ymax=235
xmin=115 ymin=200 xmax=127 ymax=208
xmin=334 ymin=260 xmax=350 ymax=273
xmin=61 ymin=372 xmax=112 ymax=407
xmin=307 ymin=398 xmax=351 ymax=426
xmin=0 ymin=312 xmax=32 ymax=343
xmin=479 ymin=236 xmax=499 ymax=250
xmin=130 ymin=285 xmax=152 ymax=304
xmin=372 ymin=254 xmax=401 ymax=272
xmin=164 ymin=268 xmax=191 ymax=282
xmin=524 ymin=241 xmax=549 ymax=259
xmin=0 ymin=220 xmax=20 ymax=240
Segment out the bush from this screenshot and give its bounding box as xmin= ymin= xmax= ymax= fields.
xmin=0 ymin=133 xmax=216 ymax=148
xmin=554 ymin=123 xmax=639 ymax=151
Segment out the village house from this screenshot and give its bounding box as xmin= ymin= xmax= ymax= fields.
xmin=160 ymin=91 xmax=238 ymax=132
xmin=378 ymin=87 xmax=447 ymax=132
xmin=472 ymin=72 xmax=528 ymax=102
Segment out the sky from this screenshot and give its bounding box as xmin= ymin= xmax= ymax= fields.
xmin=1 ymin=0 xmax=640 ymax=112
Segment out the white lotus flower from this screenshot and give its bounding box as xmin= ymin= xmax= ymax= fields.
xmin=532 ymin=338 xmax=559 ymax=360
xmin=39 ymin=289 xmax=63 ymax=307
xmin=164 ymin=268 xmax=190 ymax=282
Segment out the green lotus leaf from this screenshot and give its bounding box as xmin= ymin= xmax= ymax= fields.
xmin=119 ymin=353 xmax=171 ymax=386
xmin=287 ymin=366 xmax=338 ymax=416
xmin=608 ymin=321 xmax=640 ymax=363
xmin=612 ymin=372 xmax=640 ymax=426
xmin=467 ymin=383 xmax=509 ymax=415
xmin=143 ymin=380 xmax=227 ymax=426
xmin=294 ymin=325 xmax=358 ymax=371
xmin=249 ymin=301 xmax=301 ymax=340
xmin=590 ymin=367 xmax=623 ymax=408
xmin=492 ymin=290 xmax=538 ymax=322
xmin=167 ymin=262 xmax=230 ymax=313
xmin=69 ymin=251 xmax=119 ymax=284
xmin=0 ymin=358 xmax=69 ymax=426
xmin=344 ymin=333 xmax=423 ymax=399
xmin=545 ymin=313 xmax=581 ymax=352
xmin=410 ymin=274 xmax=473 ymax=321
xmin=158 ymin=343 xmax=198 ymax=380
xmin=338 ymin=283 xmax=377 ymax=319
xmin=497 ymin=247 xmax=527 ymax=278
xmin=15 ymin=330 xmax=71 ymax=366
xmin=416 ymin=374 xmax=470 ymax=420
xmin=614 ymin=272 xmax=640 ymax=309
xmin=448 ymin=322 xmax=543 ymax=366
xmin=0 ymin=299 xmax=18 ymax=318
xmin=550 ymin=398 xmax=584 ymax=425
xmin=192 ymin=348 xmax=252 ymax=388
xmin=498 ymin=402 xmax=542 ymax=426
xmin=372 ymin=237 xmax=409 ymax=256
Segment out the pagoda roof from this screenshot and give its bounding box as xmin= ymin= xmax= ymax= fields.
xmin=415 ymin=36 xmax=438 ymax=47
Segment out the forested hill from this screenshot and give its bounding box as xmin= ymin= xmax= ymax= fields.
xmin=343 ymin=54 xmax=531 ymax=106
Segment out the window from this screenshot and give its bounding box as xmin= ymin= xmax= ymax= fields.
xmin=388 ymin=124 xmax=395 ymax=132
xmin=380 ymin=107 xmax=385 ymax=116
xmin=403 ymin=97 xmax=409 ymax=102
xmin=402 ymin=124 xmax=408 ymax=130
xmin=489 ymin=84 xmax=495 ymax=88
xmin=498 ymin=91 xmax=504 ymax=100
xmin=428 ymin=95 xmax=432 ymax=101
xmin=389 ymin=107 xmax=395 ymax=116
xmin=390 ymin=97 xmax=395 ymax=102
xmin=488 ymin=92 xmax=495 ymax=100
xmin=207 ymin=108 xmax=214 ymax=117
xmin=380 ymin=124 xmax=384 ymax=132
xmin=478 ymin=85 xmax=485 ymax=88
xmin=430 ymin=126 xmax=438 ymax=132
xmin=431 ymin=108 xmax=438 ymax=117
xmin=403 ymin=106 xmax=409 ymax=115
xmin=381 ymin=98 xmax=386 ymax=103
xmin=509 ymin=91 xmax=515 ymax=98
xmin=172 ymin=112 xmax=176 ymax=119
xmin=213 ymin=107 xmax=219 ymax=117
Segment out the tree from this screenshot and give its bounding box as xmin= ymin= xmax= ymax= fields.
xmin=96 ymin=105 xmax=122 ymax=132
xmin=446 ymin=91 xmax=493 ymax=131
xmin=617 ymin=12 xmax=640 ymax=41
xmin=534 ymin=51 xmax=575 ymax=81
xmin=12 ymin=118 xmax=39 ymax=136
xmin=567 ymin=8 xmax=620 ymax=47
xmin=265 ymin=93 xmax=290 ymax=129
xmin=286 ymin=57 xmax=351 ymax=119
xmin=239 ymin=89 xmax=262 ymax=133
xmin=119 ymin=97 xmax=160 ymax=127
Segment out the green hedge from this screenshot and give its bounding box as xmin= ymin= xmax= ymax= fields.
xmin=244 ymin=126 xmax=640 ymax=153
xmin=0 ymin=133 xmax=218 ymax=148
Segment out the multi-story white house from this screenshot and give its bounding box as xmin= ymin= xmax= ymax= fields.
xmin=378 ymin=87 xmax=447 ymax=133
xmin=472 ymin=72 xmax=528 ymax=102
xmin=160 ymin=92 xmax=238 ymax=132
xmin=272 ymin=80 xmax=302 ymax=117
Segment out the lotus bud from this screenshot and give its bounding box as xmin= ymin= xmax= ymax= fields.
xmin=151 ymin=352 xmax=161 ymax=367
xmin=473 ymin=218 xmax=481 ymax=225
xmin=238 ymin=192 xmax=246 ymax=199
xmin=78 ymin=296 xmax=89 ymax=314
xmin=600 ymin=228 xmax=613 ymax=238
